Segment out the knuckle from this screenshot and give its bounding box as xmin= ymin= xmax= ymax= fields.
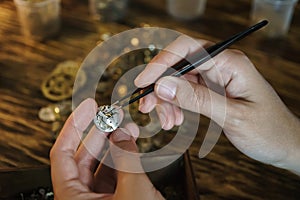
xmin=176 ymin=80 xmax=210 ymax=114
xmin=225 ymin=101 xmax=249 ymax=131
xmin=228 ymin=49 xmax=251 ymax=65
xmin=194 ymin=85 xmax=210 ymax=112
xmin=230 ymin=48 xmax=246 ymax=56
xmin=222 ymin=49 xmax=247 ymax=62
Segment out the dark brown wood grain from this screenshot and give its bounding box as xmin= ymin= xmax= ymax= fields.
xmin=0 ymin=0 xmax=299 ymax=199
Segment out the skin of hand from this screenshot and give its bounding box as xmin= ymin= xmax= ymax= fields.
xmin=50 ymin=98 xmax=164 ymax=200
xmin=134 ymin=35 xmax=300 ymax=174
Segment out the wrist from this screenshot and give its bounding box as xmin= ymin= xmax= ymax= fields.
xmin=272 ymin=116 xmax=300 ymax=175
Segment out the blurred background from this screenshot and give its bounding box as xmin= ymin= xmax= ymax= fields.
xmin=0 ymin=0 xmax=300 ymax=199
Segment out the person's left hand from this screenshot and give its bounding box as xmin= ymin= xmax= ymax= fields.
xmin=50 ymin=98 xmax=164 ymax=200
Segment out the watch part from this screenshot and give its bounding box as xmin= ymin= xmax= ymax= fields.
xmin=94 ymin=105 xmax=121 ymax=132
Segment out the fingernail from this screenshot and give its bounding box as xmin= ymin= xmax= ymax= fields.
xmin=156 ymin=77 xmax=177 ymax=100
xmin=112 ymin=128 xmax=131 ymax=142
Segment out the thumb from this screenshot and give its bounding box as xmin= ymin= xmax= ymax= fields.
xmin=155 ymin=76 xmax=227 ymax=127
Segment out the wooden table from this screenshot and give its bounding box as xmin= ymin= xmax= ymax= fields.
xmin=0 ymin=0 xmax=300 ymax=199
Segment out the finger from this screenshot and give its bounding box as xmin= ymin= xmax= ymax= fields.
xmin=93 ymin=122 xmax=139 ymax=193
xmin=110 ymin=123 xmax=139 ymax=152
xmin=93 ymin=151 xmax=117 ymax=194
xmin=135 ymin=36 xmax=210 ymax=87
xmin=74 ymin=126 xmax=108 ymax=189
xmin=156 ymin=101 xmax=175 ymax=130
xmin=110 ymin=124 xmax=164 ymax=200
xmin=50 ymin=98 xmax=97 ymax=189
xmin=139 ymin=92 xmax=157 ymax=113
xmin=173 ymin=105 xmax=184 ymax=126
xmin=109 ymin=123 xmax=142 ymax=171
xmin=75 ymin=126 xmax=107 ymax=168
xmin=182 ymin=73 xmax=199 ymax=83
xmin=52 ymin=98 xmax=98 ymax=154
xmin=124 ymin=123 xmax=140 ymax=140
xmin=155 ymin=76 xmax=227 ymax=127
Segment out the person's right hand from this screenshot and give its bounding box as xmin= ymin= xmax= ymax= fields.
xmin=134 ymin=35 xmax=300 ymax=174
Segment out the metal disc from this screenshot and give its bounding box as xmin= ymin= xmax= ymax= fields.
xmin=94 ymin=105 xmax=121 ymax=132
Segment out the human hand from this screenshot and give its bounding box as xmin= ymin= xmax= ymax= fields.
xmin=134 ymin=36 xmax=300 ymax=173
xmin=50 ymin=98 xmax=164 ymax=200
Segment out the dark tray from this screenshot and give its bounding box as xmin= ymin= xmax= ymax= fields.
xmin=0 ymin=151 xmax=198 ymax=200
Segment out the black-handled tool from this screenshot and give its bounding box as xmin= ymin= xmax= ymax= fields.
xmin=112 ymin=20 xmax=268 ymax=109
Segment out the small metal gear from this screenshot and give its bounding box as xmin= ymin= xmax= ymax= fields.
xmin=94 ymin=105 xmax=121 ymax=132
